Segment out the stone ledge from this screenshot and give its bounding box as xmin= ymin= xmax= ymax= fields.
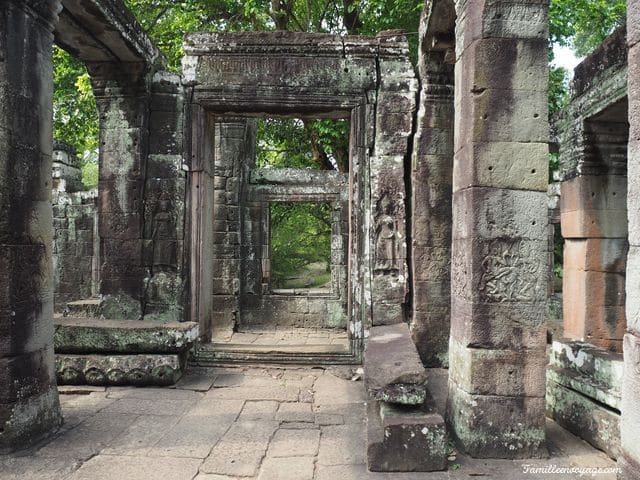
xmin=56 ymin=354 xmax=184 ymax=386
xmin=54 ymin=317 xmax=199 ymax=354
xmin=547 ymin=366 xmax=620 ymax=411
xmin=546 ymin=380 xmax=620 ymax=459
xmin=364 ymin=323 xmax=427 ymax=405
xmin=367 ymin=396 xmax=447 ymax=472
xmin=549 ymin=339 xmax=623 ymax=399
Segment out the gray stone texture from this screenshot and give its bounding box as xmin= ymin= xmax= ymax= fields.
xmin=410 ymin=0 xmax=455 ymax=367
xmin=0 ymin=0 xmax=63 ymax=452
xmin=447 ymin=0 xmax=549 ymax=459
xmin=620 ymin=7 xmax=640 ymax=478
xmin=364 ymin=323 xmax=427 ymax=405
xmin=366 ymin=399 xmax=447 ymax=472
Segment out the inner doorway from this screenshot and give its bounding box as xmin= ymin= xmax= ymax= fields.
xmin=199 ymin=115 xmax=352 ymax=362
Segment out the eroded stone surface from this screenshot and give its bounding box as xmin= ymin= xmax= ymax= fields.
xmin=364 ymin=323 xmax=427 ymax=405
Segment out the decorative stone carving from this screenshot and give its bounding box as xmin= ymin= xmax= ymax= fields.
xmin=374 ymin=193 xmax=402 ymax=275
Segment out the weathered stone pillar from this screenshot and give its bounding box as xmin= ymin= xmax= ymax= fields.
xmin=89 ymin=62 xmax=150 ymax=319
xmin=370 ymin=32 xmax=417 ymax=326
xmin=410 ymin=0 xmax=455 ymax=367
xmin=0 ymin=0 xmax=63 ymax=451
xmin=447 ymin=0 xmax=549 ymax=458
xmin=620 ymin=3 xmax=640 ymax=477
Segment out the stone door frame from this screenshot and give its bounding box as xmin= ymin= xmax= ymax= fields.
xmin=183 ymin=32 xmax=416 ymax=363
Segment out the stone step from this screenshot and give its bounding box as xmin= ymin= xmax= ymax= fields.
xmin=549 ymin=340 xmax=623 ymax=395
xmin=65 ymin=298 xmax=102 ymax=317
xmin=54 ymin=317 xmax=199 ymax=354
xmin=364 ymin=323 xmax=427 ymax=405
xmin=547 ymin=365 xmax=621 ymax=411
xmin=56 ymin=354 xmax=184 ymax=386
xmin=546 ymin=378 xmax=621 ymax=460
xmin=367 ymin=395 xmax=448 ymax=472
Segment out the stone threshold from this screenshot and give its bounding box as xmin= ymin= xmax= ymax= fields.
xmin=191 ymin=341 xmax=359 ymax=365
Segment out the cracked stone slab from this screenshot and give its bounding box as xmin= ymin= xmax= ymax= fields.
xmin=364 ymin=323 xmax=427 ymax=405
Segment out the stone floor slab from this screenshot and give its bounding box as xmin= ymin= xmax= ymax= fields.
xmin=200 ymin=420 xmax=279 ymax=476
xmin=239 ymin=400 xmax=279 ymax=421
xmin=276 ymin=401 xmax=314 ymax=423
xmin=317 ymin=423 xmax=366 ymax=465
xmin=258 ymin=456 xmax=315 ymax=480
xmin=313 ymin=373 xmax=365 ymax=405
xmin=268 ymin=428 xmax=320 ymax=457
xmin=66 ymin=454 xmax=201 ymax=480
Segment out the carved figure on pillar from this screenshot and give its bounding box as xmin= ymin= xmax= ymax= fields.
xmin=374 ymin=193 xmax=400 ymax=275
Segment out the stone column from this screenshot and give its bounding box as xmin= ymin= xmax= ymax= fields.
xmin=370 ymin=32 xmax=417 ymax=326
xmin=89 ymin=62 xmax=149 ymax=319
xmin=620 ymin=3 xmax=640 ymax=477
xmin=447 ymin=0 xmax=549 ymax=458
xmin=410 ymin=0 xmax=455 ymax=367
xmin=0 ymin=0 xmax=63 ymax=451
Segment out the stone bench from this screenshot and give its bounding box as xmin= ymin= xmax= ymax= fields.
xmin=364 ymin=323 xmax=447 ymax=472
xmin=546 ymin=339 xmax=622 ymax=459
xmin=54 ymin=317 xmax=199 ymax=386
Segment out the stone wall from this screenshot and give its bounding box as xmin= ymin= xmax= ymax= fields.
xmin=51 ymin=142 xmax=98 ymax=312
xmin=553 ymin=26 xmax=629 ymax=353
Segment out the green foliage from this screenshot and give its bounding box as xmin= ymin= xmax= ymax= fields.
xmin=550 ymin=0 xmax=626 ymax=56
xmin=53 ymin=47 xmax=99 ymax=187
xmin=270 ymin=202 xmax=332 ymax=287
xmin=256 ymin=117 xmax=349 ymax=171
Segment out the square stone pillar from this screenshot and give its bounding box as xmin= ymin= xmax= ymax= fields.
xmin=0 ymin=0 xmax=63 ymax=452
xmin=620 ymin=4 xmax=640 ymax=477
xmin=410 ymin=1 xmax=455 ymax=367
xmin=447 ymin=0 xmax=549 ymax=458
xmin=89 ymin=62 xmax=150 ymax=319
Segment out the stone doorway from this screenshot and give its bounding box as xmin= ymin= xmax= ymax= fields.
xmin=184 ymin=32 xmax=416 ymax=365
xmin=201 ymin=115 xmax=352 ymax=361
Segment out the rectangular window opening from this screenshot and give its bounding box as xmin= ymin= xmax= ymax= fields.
xmin=269 ymin=202 xmax=333 ymax=293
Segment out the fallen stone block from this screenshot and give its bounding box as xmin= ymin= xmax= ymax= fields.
xmin=367 ymin=396 xmax=447 ymax=472
xmin=54 ymin=317 xmax=199 ymax=354
xmin=364 ymin=323 xmax=427 ymax=405
xmin=56 ymin=354 xmax=184 ymax=386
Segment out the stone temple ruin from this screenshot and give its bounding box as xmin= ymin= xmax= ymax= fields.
xmin=1 ymin=0 xmax=640 ymax=477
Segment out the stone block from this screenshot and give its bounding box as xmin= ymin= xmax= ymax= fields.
xmin=563 ymin=238 xmax=627 ymax=274
xmin=371 ymin=301 xmax=404 ymax=326
xmin=364 ymin=323 xmax=427 ymax=405
xmin=455 ymin=87 xmax=548 ymax=145
xmin=448 ymin=340 xmax=546 ymax=397
xmin=446 ymin=380 xmax=546 ymax=459
xmin=453 ymin=142 xmax=548 ymax=192
xmin=54 ymin=317 xmax=199 ymax=354
xmin=452 ymin=188 xmax=548 ymax=240
xmin=55 ymin=353 xmax=185 ymax=386
xmin=451 ymin=236 xmax=548 ymax=304
xmin=560 ymin=174 xmax=628 ymax=239
xmin=546 ymin=379 xmax=620 ymax=459
xmin=630 ymin=3 xmax=640 ymax=48
xmin=410 ymin=309 xmax=450 ymax=368
xmin=450 ymin=297 xmax=546 ymax=350
xmin=0 ymin=347 xmax=56 ymax=404
xmin=626 ymin=246 xmax=640 ymax=335
xmin=458 ymin=37 xmax=548 ymax=93
xmin=549 ymin=340 xmax=623 ymax=403
xmin=621 ymin=334 xmax=640 ymax=463
xmin=456 ymin=0 xmax=548 ymax=54
xmin=366 ymin=398 xmax=447 ymax=472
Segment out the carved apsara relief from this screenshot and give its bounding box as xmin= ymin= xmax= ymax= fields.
xmin=374 ymin=191 xmax=403 ymax=275
xmin=479 ymin=240 xmax=541 ymax=302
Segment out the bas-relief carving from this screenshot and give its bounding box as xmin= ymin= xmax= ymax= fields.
xmin=374 ymin=192 xmax=402 ymax=275
xmin=480 ymin=240 xmax=541 ymax=303
xmin=451 ymin=240 xmax=541 ymax=303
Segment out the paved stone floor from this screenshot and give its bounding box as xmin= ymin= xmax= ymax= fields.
xmin=1 ymin=366 xmax=619 ymax=479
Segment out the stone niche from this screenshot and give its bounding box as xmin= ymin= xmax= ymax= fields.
xmin=183 ymin=31 xmax=417 ymax=361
